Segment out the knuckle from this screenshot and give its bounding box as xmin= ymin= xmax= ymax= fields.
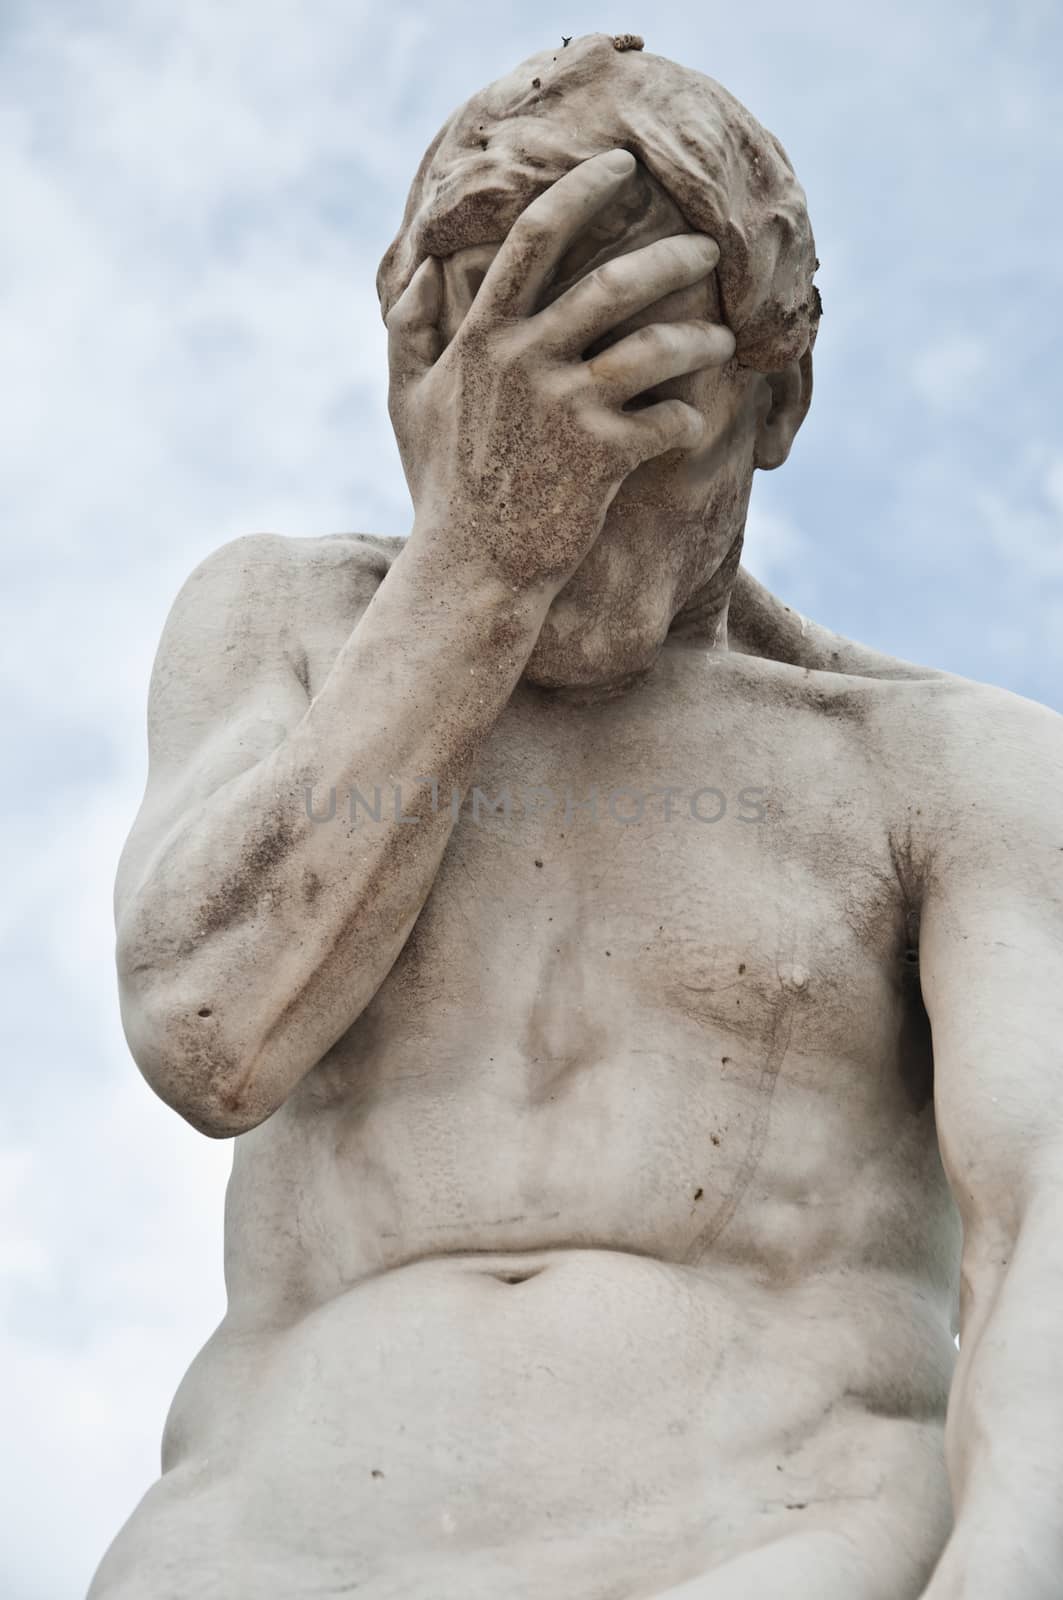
xmin=645 ymin=321 xmax=673 ymax=346
xmin=510 ymin=209 xmax=551 ymax=250
xmin=460 ymin=317 xmax=491 ymax=352
xmin=588 ymin=259 xmax=624 ymax=296
xmin=593 ymin=412 xmax=630 ymax=457
xmin=498 ymin=326 xmax=537 ymax=376
xmin=579 ymin=359 xmax=608 ymax=396
xmin=632 ymin=324 xmax=669 ymax=356
xmin=544 ymin=362 xmax=578 ymax=399
xmin=455 ymin=320 xmax=498 ymax=369
xmin=583 ymin=349 xmax=622 ymax=390
xmin=641 ymin=400 xmax=688 ymax=444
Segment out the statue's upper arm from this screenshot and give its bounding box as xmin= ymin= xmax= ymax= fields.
xmin=115 ymin=533 xmax=312 ymax=918
xmin=918 ymin=685 xmax=1063 ymax=1234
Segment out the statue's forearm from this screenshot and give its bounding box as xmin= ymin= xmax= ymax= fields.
xmin=118 ymin=523 xmax=553 ymax=1138
xmin=923 ymin=1188 xmax=1063 ymax=1598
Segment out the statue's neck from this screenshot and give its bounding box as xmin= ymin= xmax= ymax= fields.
xmin=668 ymin=525 xmax=744 ymax=651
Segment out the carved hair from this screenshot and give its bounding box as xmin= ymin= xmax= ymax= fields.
xmin=377 ymin=32 xmax=821 ymax=373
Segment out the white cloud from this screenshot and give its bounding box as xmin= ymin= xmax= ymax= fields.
xmin=911 ymin=333 xmax=988 ymax=413
xmin=742 ymin=501 xmax=813 ymax=592
xmin=1044 ymin=456 xmax=1063 ymax=517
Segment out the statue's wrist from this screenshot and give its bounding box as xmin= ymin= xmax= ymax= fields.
xmin=403 ymin=510 xmax=562 ymax=611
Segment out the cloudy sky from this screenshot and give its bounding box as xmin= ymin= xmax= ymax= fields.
xmin=2 ymin=1 xmax=1060 ymax=1594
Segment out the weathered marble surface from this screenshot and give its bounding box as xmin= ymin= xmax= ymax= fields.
xmin=90 ymin=33 xmax=1063 ymax=1600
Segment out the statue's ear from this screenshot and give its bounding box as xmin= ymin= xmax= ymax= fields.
xmin=753 ymin=345 xmax=813 ymax=471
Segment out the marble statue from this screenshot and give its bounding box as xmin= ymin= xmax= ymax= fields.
xmin=89 ymin=32 xmax=1063 ymax=1600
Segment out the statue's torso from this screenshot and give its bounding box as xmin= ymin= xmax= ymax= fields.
xmin=94 ymin=546 xmax=964 ymax=1599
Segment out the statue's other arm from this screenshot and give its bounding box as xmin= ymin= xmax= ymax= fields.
xmin=918 ymin=685 xmax=1063 ymax=1599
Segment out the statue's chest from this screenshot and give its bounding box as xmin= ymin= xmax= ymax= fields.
xmin=271 ymin=658 xmax=942 ymax=1289
xmin=370 ymin=665 xmax=913 ymax=1076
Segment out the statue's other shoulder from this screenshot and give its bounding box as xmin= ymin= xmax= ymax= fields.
xmin=729 ymin=564 xmax=1061 ymax=763
xmin=729 ymin=566 xmax=1063 ymax=852
xmin=915 ymin=670 xmax=1063 ymax=853
xmin=729 ymin=567 xmax=951 ymax=684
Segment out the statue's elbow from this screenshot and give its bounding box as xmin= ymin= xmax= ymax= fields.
xmin=116 ymin=971 xmax=275 ymax=1139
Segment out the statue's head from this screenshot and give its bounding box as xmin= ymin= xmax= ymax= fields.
xmin=378 ymin=34 xmax=821 ymax=687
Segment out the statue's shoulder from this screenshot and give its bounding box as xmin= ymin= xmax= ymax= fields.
xmin=152 ymin=531 xmax=403 ymax=717
xmin=313 ymin=531 xmax=407 ymax=568
xmin=888 ymin=671 xmax=1063 ymax=888
xmin=728 ymin=564 xmax=1063 ymax=821
xmin=171 ymin=530 xmax=403 ymax=631
xmin=193 ymin=528 xmax=405 ymax=585
xmin=729 ymin=567 xmax=951 ymax=684
xmin=910 ymin=671 xmax=1063 ymax=798
xmin=286 ymin=531 xmax=405 ymax=609
xmin=730 ymin=561 xmax=1062 ymax=752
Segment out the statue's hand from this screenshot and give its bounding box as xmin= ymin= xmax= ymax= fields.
xmin=386 ymin=149 xmax=735 ymax=592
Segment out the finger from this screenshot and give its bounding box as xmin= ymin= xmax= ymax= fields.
xmin=387 ymin=256 xmax=444 ymax=381
xmin=536 ymin=234 xmax=721 ymax=353
xmin=587 ymin=321 xmax=737 ymax=403
xmin=621 ymin=397 xmax=706 ymax=460
xmin=471 ymin=149 xmax=637 ymax=323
